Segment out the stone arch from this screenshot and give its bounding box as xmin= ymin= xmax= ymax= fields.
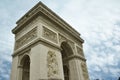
xmin=61 ymin=41 xmax=74 ymax=80
xmin=20 ymin=55 xmax=30 ymax=80
xmin=61 ymin=41 xmax=74 ymax=58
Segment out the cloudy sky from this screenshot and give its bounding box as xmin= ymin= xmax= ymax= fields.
xmin=0 ymin=0 xmax=120 ymax=80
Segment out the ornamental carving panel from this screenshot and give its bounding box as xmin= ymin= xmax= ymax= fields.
xmin=81 ymin=62 xmax=89 ymax=80
xmin=15 ymin=27 xmax=37 ymax=49
xmin=47 ymin=51 xmax=59 ymax=78
xmin=76 ymin=46 xmax=84 ymax=57
xmin=43 ymin=27 xmax=57 ymax=43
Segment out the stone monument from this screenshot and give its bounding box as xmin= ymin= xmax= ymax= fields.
xmin=10 ymin=2 xmax=89 ymax=80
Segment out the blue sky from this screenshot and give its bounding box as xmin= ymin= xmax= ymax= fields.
xmin=0 ymin=0 xmax=120 ymax=80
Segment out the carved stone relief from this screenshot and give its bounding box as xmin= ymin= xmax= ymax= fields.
xmin=43 ymin=27 xmax=57 ymax=43
xmin=59 ymin=34 xmax=67 ymax=44
xmin=15 ymin=27 xmax=37 ymax=50
xmin=81 ymin=62 xmax=89 ymax=80
xmin=76 ymin=46 xmax=84 ymax=57
xmin=47 ymin=51 xmax=59 ymax=78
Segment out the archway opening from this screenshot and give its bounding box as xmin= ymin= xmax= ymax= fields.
xmin=21 ymin=55 xmax=30 ymax=80
xmin=63 ymin=65 xmax=69 ymax=80
xmin=61 ymin=42 xmax=73 ymax=80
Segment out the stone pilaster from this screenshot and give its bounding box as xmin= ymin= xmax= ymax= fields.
xmin=69 ymin=58 xmax=82 ymax=80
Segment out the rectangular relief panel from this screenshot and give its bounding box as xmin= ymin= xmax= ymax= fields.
xmin=15 ymin=27 xmax=37 ymax=50
xmin=42 ymin=26 xmax=58 ymax=43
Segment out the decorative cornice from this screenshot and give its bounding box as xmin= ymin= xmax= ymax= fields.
xmin=12 ymin=37 xmax=61 ymax=57
xmin=64 ymin=54 xmax=86 ymax=61
xmin=12 ymin=1 xmax=84 ymax=43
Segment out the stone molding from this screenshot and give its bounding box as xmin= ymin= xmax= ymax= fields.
xmin=63 ymin=54 xmax=86 ymax=62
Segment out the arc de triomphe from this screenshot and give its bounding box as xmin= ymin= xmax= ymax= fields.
xmin=10 ymin=2 xmax=89 ymax=80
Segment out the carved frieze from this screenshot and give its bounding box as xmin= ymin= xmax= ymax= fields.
xmin=81 ymin=62 xmax=89 ymax=80
xmin=47 ymin=51 xmax=59 ymax=78
xmin=43 ymin=27 xmax=57 ymax=43
xmin=15 ymin=27 xmax=37 ymax=49
xmin=76 ymin=46 xmax=84 ymax=57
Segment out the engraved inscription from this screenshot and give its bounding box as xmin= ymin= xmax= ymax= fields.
xmin=43 ymin=27 xmax=57 ymax=43
xmin=76 ymin=46 xmax=84 ymax=57
xmin=15 ymin=27 xmax=37 ymax=49
xmin=47 ymin=51 xmax=59 ymax=78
